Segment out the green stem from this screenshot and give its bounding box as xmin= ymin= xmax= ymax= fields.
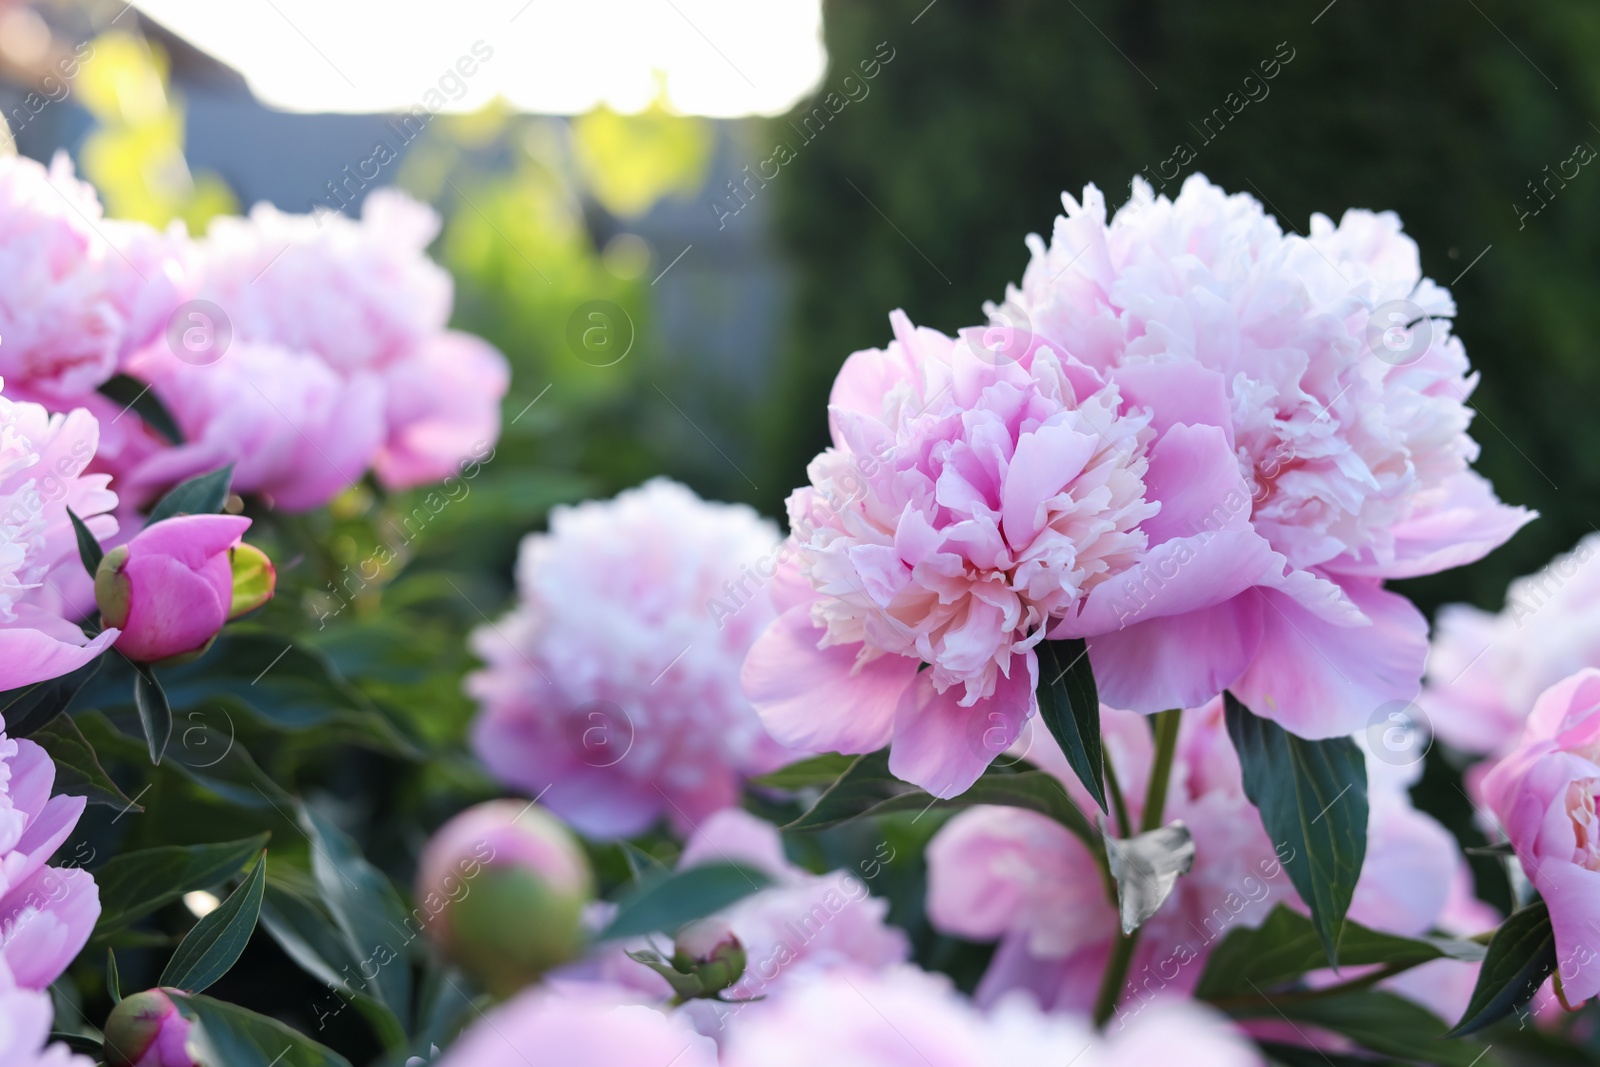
xmin=1102 ymin=751 xmax=1134 ymax=840
xmin=1092 ymin=708 xmax=1183 ymax=1027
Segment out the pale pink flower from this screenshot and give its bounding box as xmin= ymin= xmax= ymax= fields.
xmin=719 ymin=965 xmax=1261 ymax=1066
xmin=1482 ymin=667 xmax=1600 ymax=1005
xmin=0 ymin=715 xmax=101 ymax=989
xmin=1424 ymin=534 xmax=1600 ymax=756
xmin=927 ymin=700 xmax=1477 ymax=1018
xmin=1001 ymin=175 xmax=1531 ymax=738
xmin=436 ymin=983 xmax=718 ymax=1067
xmin=0 ymin=958 xmax=92 ymax=1067
xmin=0 ymin=153 xmax=187 ymax=403
xmin=469 ymin=480 xmax=802 ymax=839
xmin=0 ymin=384 xmax=120 ymax=683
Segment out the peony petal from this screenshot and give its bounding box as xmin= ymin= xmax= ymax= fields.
xmin=1088 ymin=594 xmax=1264 ymax=714
xmin=888 ymin=650 xmax=1037 ymax=798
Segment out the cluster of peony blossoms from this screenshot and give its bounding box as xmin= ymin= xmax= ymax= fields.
xmin=0 ymin=151 xmax=508 ymax=517
xmin=743 ymin=173 xmax=1530 ymax=796
xmin=467 ymin=478 xmax=801 ymax=838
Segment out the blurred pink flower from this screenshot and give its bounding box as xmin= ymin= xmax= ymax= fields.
xmin=1424 ymin=534 xmax=1600 ymax=756
xmin=0 ymin=716 xmax=101 ymax=989
xmin=577 ymin=807 xmax=907 ymax=1013
xmin=0 ymin=958 xmax=92 ymax=1066
xmin=1483 ymin=668 xmax=1600 ymax=1005
xmin=0 ymin=153 xmax=188 ymax=404
xmin=95 ymin=513 xmax=257 ymax=663
xmin=926 ymin=700 xmax=1479 ymax=1019
xmin=468 ymin=479 xmax=803 ymax=839
xmin=719 ymin=964 xmax=1261 ymax=1066
xmin=0 ymin=385 xmax=120 ymax=684
xmin=436 ymin=983 xmax=718 ymax=1067
xmin=1000 ymin=175 xmax=1531 ymax=738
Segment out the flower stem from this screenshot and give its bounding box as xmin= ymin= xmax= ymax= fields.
xmin=1102 ymin=751 xmax=1134 ymax=839
xmin=1092 ymin=707 xmax=1183 ymax=1027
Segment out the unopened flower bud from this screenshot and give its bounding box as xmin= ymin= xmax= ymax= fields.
xmin=417 ymin=799 xmax=594 ymax=999
xmin=670 ymin=919 xmax=747 ymax=997
xmin=103 ymin=989 xmax=196 ymax=1067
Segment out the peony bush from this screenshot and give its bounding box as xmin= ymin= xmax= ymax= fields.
xmin=2 ymin=145 xmax=1585 ymax=1067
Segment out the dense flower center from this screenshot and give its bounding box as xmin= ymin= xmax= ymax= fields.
xmin=790 ymin=328 xmax=1155 ymax=706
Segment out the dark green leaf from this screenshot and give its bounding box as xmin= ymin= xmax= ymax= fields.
xmin=45 ymin=1033 xmax=102 ymax=1057
xmin=750 ymin=752 xmax=860 ymax=789
xmin=173 ymin=993 xmax=353 ymax=1067
xmin=132 ymin=665 xmax=173 ymax=764
xmin=1449 ymin=900 xmax=1557 ymax=1037
xmin=1197 ymin=904 xmax=1486 ymax=1001
xmin=146 ymin=464 xmax=233 ymax=524
xmin=106 ymin=949 xmax=121 ymax=1005
xmin=98 ymin=373 xmax=183 ymax=445
xmin=1465 ymin=841 xmax=1518 ymax=858
xmin=600 ymin=864 xmax=772 ymax=940
xmin=0 ymin=658 xmax=104 ymax=738
xmin=783 ymin=749 xmax=1097 ymax=845
xmin=159 ymin=851 xmax=267 ymax=992
xmin=1255 ymin=990 xmax=1492 ymax=1067
xmin=66 ymin=506 xmax=103 ymax=576
xmin=1035 ymin=638 xmax=1106 ymax=813
xmin=1225 ymin=692 xmax=1367 ymax=965
xmin=300 ymin=806 xmax=414 ymax=1031
xmin=31 ymin=712 xmax=138 ymax=809
xmin=93 ymin=833 xmax=270 ymax=938
xmin=1258 ymin=1041 xmax=1404 ymax=1067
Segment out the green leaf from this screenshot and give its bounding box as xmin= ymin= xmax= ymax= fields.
xmin=300 ymin=806 xmax=414 ymax=1031
xmin=65 ymin=506 xmax=104 ymax=577
xmin=132 ymin=664 xmax=173 ymax=764
xmin=106 ymin=949 xmax=121 ymax=1005
xmin=31 ymin=713 xmax=139 ymax=809
xmin=1035 ymin=638 xmax=1107 ymax=813
xmin=1225 ymin=692 xmax=1367 ymax=965
xmin=159 ymin=851 xmax=267 ymax=992
xmin=45 ymin=1033 xmax=103 ymax=1057
xmin=1449 ymin=900 xmax=1557 ymax=1037
xmin=783 ymin=749 xmax=1097 ymax=846
xmin=93 ymin=834 xmax=270 ymax=938
xmin=750 ymin=752 xmax=860 ymax=789
xmin=1197 ymin=904 xmax=1486 ymax=1001
xmin=0 ymin=658 xmax=103 ymax=738
xmin=146 ymin=464 xmax=234 ymax=524
xmin=600 ymin=864 xmax=772 ymax=940
xmin=1255 ymin=990 xmax=1493 ymax=1067
xmin=1257 ymin=1041 xmax=1406 ymax=1067
xmin=98 ymin=373 xmax=183 ymax=445
xmin=173 ymin=993 xmax=354 ymax=1067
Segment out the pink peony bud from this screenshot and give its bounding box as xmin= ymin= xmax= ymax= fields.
xmin=95 ymin=513 xmax=268 ymax=664
xmin=103 ymin=989 xmax=196 ymax=1067
xmin=416 ymin=800 xmax=594 ymax=998
xmin=670 ymin=919 xmax=747 ymax=996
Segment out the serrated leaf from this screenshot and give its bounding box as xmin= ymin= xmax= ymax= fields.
xmin=132 ymin=664 xmax=173 ymax=764
xmin=93 ymin=834 xmax=270 ymax=938
xmin=31 ymin=712 xmax=138 ymax=808
xmin=159 ymin=851 xmax=267 ymax=992
xmin=1225 ymin=693 xmax=1367 ymax=965
xmin=750 ymin=752 xmax=859 ymax=789
xmin=146 ymin=464 xmax=233 ymax=524
xmin=1449 ymin=900 xmax=1557 ymax=1037
xmin=783 ymin=749 xmax=1096 ymax=846
xmin=66 ymin=506 xmax=104 ymax=576
xmin=600 ymin=864 xmax=772 ymax=940
xmin=1197 ymin=904 xmax=1486 ymax=1002
xmin=98 ymin=373 xmax=183 ymax=445
xmin=173 ymin=993 xmax=354 ymax=1067
xmin=1035 ymin=638 xmax=1107 ymax=813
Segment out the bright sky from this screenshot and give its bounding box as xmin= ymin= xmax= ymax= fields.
xmin=133 ymin=0 xmax=827 ymax=117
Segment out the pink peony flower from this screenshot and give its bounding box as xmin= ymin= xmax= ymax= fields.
xmin=1482 ymin=668 xmax=1600 ymax=1005
xmin=577 ymin=807 xmax=907 ymax=1012
xmin=1424 ymin=534 xmax=1600 ymax=757
xmin=102 ymin=989 xmax=195 ymax=1067
xmin=997 ymin=175 xmax=1531 ymax=739
xmin=468 ymin=479 xmax=803 ymax=839
xmin=0 ymin=713 xmax=101 ymax=989
xmin=719 ymin=965 xmax=1261 ymax=1066
xmin=0 ymin=383 xmax=120 ymax=685
xmin=925 ymin=699 xmax=1480 ymax=1018
xmin=0 ymin=153 xmax=187 ymax=404
xmin=94 ymin=513 xmax=262 ymax=664
xmin=435 ymin=982 xmax=719 ymax=1067
xmin=0 ymin=957 xmax=93 ymax=1067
